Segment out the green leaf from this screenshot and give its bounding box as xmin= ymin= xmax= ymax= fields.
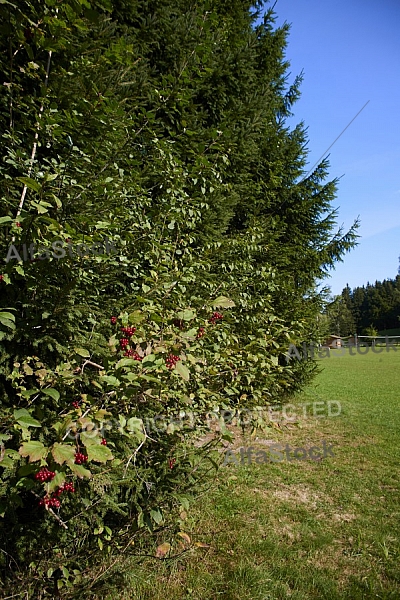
xmin=221 ymin=431 xmax=234 ymax=442
xmin=127 ymin=417 xmax=143 ymax=433
xmin=47 ymin=471 xmax=66 ymax=493
xmin=19 ymin=441 xmax=48 ymax=462
xmin=176 ymin=309 xmax=195 ymax=321
xmin=74 ymin=347 xmax=90 ymax=358
xmin=175 ymin=362 xmax=190 ymax=381
xmin=80 ymin=432 xmax=101 ymax=447
xmin=51 ymin=443 xmax=76 ymax=465
xmin=42 ymin=388 xmax=60 ymax=401
xmin=180 ymin=328 xmax=198 ymax=339
xmin=20 ymin=389 xmax=39 ymax=398
xmin=33 ymin=201 xmax=49 ymax=214
xmin=17 ymin=463 xmax=37 ymax=476
xmin=94 ymin=409 xmax=112 ymax=420
xmin=68 ymin=463 xmax=91 ymax=478
xmin=0 ymin=216 xmax=12 ymax=225
xmin=100 ymin=375 xmax=120 ymax=386
xmin=14 ymin=409 xmax=41 ymax=428
xmin=17 ymin=176 xmax=41 ymax=192
xmin=61 ymin=566 xmax=70 ymax=579
xmin=150 ymin=509 xmax=163 ymax=525
xmin=0 ymin=311 xmax=15 ymax=321
xmin=4 ymin=449 xmax=20 ymax=459
xmin=128 ymin=310 xmax=145 ymax=324
xmin=115 ymin=358 xmax=137 ymax=369
xmin=0 ymin=317 xmax=15 ymax=330
xmin=141 ymin=354 xmax=156 ymax=366
xmin=212 ymin=296 xmax=235 ymax=308
xmin=44 ymin=173 xmax=59 ymax=182
xmin=86 ymin=444 xmax=113 ymax=463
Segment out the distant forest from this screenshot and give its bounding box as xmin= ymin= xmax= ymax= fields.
xmin=326 ymin=275 xmax=400 ymax=337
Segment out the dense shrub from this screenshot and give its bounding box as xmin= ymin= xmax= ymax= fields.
xmin=0 ymin=0 xmax=358 ymax=595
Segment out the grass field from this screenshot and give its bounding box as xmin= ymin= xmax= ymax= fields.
xmin=105 ymin=351 xmax=400 ymax=600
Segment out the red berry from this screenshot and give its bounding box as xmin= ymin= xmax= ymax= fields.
xmin=16 ymin=222 xmax=21 ymax=227
xmin=35 ymin=467 xmax=55 ymax=482
xmin=120 ymin=326 xmax=136 ymax=336
xmin=166 ymin=354 xmax=180 ymax=369
xmin=196 ymin=327 xmax=205 ymax=339
xmin=169 ymin=458 xmax=176 ymax=469
xmin=62 ymin=481 xmax=75 ymax=493
xmin=0 ymin=275 xmax=3 ymax=281
xmin=39 ymin=496 xmax=51 ymax=507
xmin=123 ymin=349 xmax=142 ymax=360
xmin=120 ymin=337 xmax=129 ymax=349
xmin=72 ymin=400 xmax=80 ymax=409
xmin=111 ymin=316 xmax=117 ymax=324
xmin=74 ymin=452 xmax=87 ymax=465
xmin=39 ymin=490 xmax=62 ymax=508
xmin=101 ymin=438 xmax=107 ymax=446
xmin=49 ymin=495 xmax=61 ymax=509
xmin=209 ymin=312 xmax=223 ymax=324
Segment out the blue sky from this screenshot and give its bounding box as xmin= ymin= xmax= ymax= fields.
xmin=269 ymin=0 xmax=400 ymax=296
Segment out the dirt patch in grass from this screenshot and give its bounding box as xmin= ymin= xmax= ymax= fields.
xmin=271 ymin=483 xmax=332 ymax=509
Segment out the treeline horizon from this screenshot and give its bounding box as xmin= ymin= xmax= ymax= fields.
xmin=326 ymin=274 xmax=400 ymax=336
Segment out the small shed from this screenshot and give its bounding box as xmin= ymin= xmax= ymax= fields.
xmin=323 ymin=334 xmax=342 ymax=348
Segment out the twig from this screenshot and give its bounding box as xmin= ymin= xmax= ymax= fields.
xmin=123 ymin=438 xmax=146 ymax=477
xmin=13 ymin=11 xmax=58 ymax=239
xmin=80 ymin=360 xmax=104 ymax=373
xmin=30 ymin=490 xmax=68 ymax=529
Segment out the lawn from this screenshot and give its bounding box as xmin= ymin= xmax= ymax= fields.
xmin=104 ymin=350 xmax=400 ymax=600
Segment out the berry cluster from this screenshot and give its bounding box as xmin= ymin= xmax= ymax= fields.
xmin=120 ymin=326 xmax=136 ymax=337
xmin=120 ymin=337 xmax=129 ymax=349
xmin=58 ymin=481 xmax=75 ymax=493
xmin=101 ymin=438 xmax=107 ymax=446
xmin=209 ymin=311 xmax=223 ymax=324
xmin=72 ymin=400 xmax=81 ymax=409
xmin=196 ymin=327 xmax=205 ymax=339
xmin=39 ymin=495 xmax=60 ymax=509
xmin=112 ymin=316 xmax=141 ymax=358
xmin=123 ymin=349 xmax=142 ymax=360
xmin=74 ymin=452 xmax=88 ymax=465
xmin=168 ymin=458 xmax=176 ymax=469
xmin=166 ymin=353 xmax=180 ymax=369
xmin=35 ymin=468 xmax=55 ymax=482
xmin=39 ymin=481 xmax=76 ymax=508
xmin=0 ymin=275 xmax=4 ymax=282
